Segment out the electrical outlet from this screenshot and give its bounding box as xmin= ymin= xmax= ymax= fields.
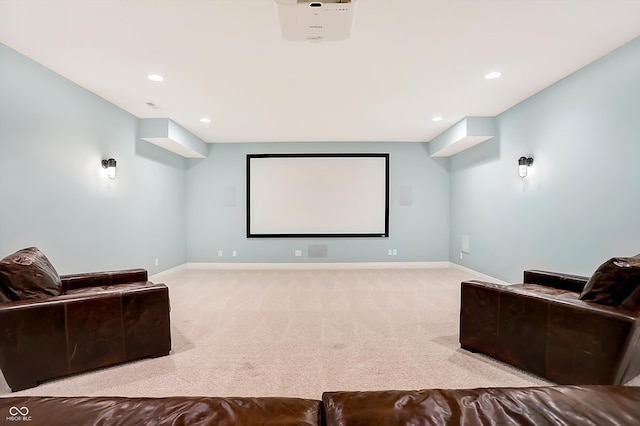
xmin=232 ymin=251 xmax=237 ymax=257
xmin=388 ymin=249 xmax=393 ymax=256
xmin=392 ymin=249 xmax=397 ymax=256
xmin=459 ymin=252 xmax=463 ymax=260
xmin=295 ymin=249 xmax=302 ymax=257
xmin=155 ymin=258 xmax=159 ymax=266
xmin=217 ymin=250 xmax=223 ymax=257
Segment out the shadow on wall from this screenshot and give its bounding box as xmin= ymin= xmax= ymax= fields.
xmin=134 ymin=138 xmax=186 ymax=170
xmin=452 ymin=137 xmax=501 ymax=171
xmin=420 ymin=143 xmax=451 ymax=174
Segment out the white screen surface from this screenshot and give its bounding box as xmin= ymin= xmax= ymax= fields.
xmin=247 ymin=154 xmax=389 ymax=237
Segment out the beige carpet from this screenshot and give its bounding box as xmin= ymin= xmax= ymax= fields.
xmin=2 ymin=267 xmax=638 ymax=398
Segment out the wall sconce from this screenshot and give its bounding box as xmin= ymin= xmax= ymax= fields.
xmin=518 ymin=156 xmax=533 ymax=178
xmin=101 ymin=158 xmax=117 ymax=179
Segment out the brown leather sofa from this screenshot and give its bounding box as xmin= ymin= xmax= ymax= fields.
xmin=460 ymin=256 xmax=640 ymax=385
xmin=1 ymin=385 xmax=638 ymax=425
xmin=322 ymin=385 xmax=640 ymax=426
xmin=0 ymin=247 xmax=171 ymax=392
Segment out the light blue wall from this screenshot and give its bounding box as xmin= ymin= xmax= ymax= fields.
xmin=3 ymin=38 xmax=638 ymax=277
xmin=450 ymin=38 xmax=640 ymax=282
xmin=0 ymin=44 xmax=187 ymax=275
xmin=186 ymin=142 xmax=450 ymax=263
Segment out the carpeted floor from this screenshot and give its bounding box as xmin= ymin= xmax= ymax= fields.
xmin=2 ymin=267 xmax=638 ymax=398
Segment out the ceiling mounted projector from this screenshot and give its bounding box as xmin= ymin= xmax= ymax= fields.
xmin=275 ymin=0 xmax=357 ymax=42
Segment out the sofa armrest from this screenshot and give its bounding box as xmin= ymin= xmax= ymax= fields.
xmin=0 ymin=298 xmax=69 ymax=391
xmin=61 ymin=269 xmax=148 ymax=291
xmin=459 ymin=280 xmax=504 ymax=356
xmin=540 ymin=295 xmax=639 ymax=384
xmin=524 ymin=270 xmax=588 ymax=293
xmin=1 ymin=292 xmax=131 ymax=391
xmin=498 ymin=284 xmax=639 ymax=384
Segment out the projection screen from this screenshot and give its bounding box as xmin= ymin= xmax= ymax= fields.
xmin=246 ymin=153 xmax=389 ymax=238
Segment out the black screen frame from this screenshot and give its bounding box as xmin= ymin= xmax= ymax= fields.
xmin=246 ymin=153 xmax=390 ymax=239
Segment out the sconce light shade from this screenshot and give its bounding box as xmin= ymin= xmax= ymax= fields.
xmin=102 ymin=158 xmax=117 ymax=179
xmin=518 ymin=156 xmax=534 ymax=178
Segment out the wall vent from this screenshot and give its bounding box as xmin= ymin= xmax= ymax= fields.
xmin=308 ymin=244 xmax=329 ymax=258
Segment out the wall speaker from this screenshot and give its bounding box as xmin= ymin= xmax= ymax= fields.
xmin=224 ymin=187 xmax=236 ymax=207
xmin=400 ymin=185 xmax=413 ymax=206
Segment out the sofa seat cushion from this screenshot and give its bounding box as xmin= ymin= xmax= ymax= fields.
xmin=0 ymin=247 xmax=62 ymax=302
xmin=0 ymin=396 xmax=322 ymax=426
xmin=580 ymin=256 xmax=640 ymax=306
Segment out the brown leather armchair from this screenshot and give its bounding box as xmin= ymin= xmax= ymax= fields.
xmin=0 ymin=248 xmax=171 ymax=392
xmin=459 ymin=256 xmax=640 ymax=385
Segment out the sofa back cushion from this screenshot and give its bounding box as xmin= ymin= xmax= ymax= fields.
xmin=322 ymin=386 xmax=640 ymax=426
xmin=580 ymin=255 xmax=640 ymax=306
xmin=0 ymin=396 xmax=322 ymax=426
xmin=0 ymin=247 xmax=63 ymax=301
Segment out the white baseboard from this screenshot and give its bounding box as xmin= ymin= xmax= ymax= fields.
xmin=449 ymin=262 xmax=510 ymax=285
xmin=186 ymin=261 xmax=450 ymax=270
xmin=150 ymin=263 xmax=188 ymax=281
xmin=157 ymin=262 xmax=509 ymax=285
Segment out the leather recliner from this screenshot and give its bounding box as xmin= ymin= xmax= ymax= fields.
xmin=459 ymin=256 xmax=640 ymax=385
xmin=0 ymin=247 xmax=171 ymax=392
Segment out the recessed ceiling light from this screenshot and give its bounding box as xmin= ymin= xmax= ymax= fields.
xmin=484 ymin=71 xmax=502 ymax=80
xmin=147 ymin=74 xmax=164 ymax=82
xmin=432 ymin=116 xmax=443 ymax=122
xmin=200 ymin=118 xmax=211 ymax=123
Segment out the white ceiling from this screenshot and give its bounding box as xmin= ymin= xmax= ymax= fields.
xmin=1 ymin=0 xmax=639 ymax=144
